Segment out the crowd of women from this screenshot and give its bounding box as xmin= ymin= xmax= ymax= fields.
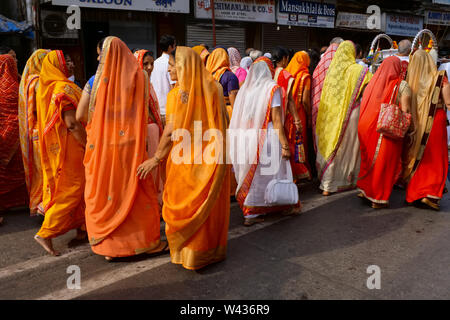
xmin=0 ymin=33 xmax=449 ymax=271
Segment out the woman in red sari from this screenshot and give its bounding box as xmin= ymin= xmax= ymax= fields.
xmin=285 ymin=51 xmax=312 ymax=182
xmin=0 ymin=54 xmax=28 ymax=224
xmin=357 ymin=56 xmax=411 ymax=208
xmin=403 ymin=50 xmax=450 ymax=210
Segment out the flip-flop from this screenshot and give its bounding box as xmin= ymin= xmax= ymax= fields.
xmin=244 ymin=217 xmax=264 ymax=227
xmin=146 ymin=241 xmax=170 ymax=258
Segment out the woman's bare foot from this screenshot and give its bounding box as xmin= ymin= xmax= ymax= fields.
xmin=322 ymin=191 xmax=332 ymax=196
xmin=283 ymin=207 xmax=302 ymax=216
xmin=244 ymin=217 xmax=264 ymax=227
xmin=105 ymin=256 xmax=113 ymax=261
xmin=34 ymin=235 xmax=60 ymax=256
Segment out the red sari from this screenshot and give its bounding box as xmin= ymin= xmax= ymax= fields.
xmin=357 ymin=56 xmax=406 ymax=204
xmin=0 ymin=55 xmax=28 ymax=210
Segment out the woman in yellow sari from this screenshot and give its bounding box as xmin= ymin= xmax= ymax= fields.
xmin=137 ymin=46 xmax=230 ymax=270
xmin=192 ymin=45 xmax=210 ymax=65
xmin=34 ymin=50 xmax=87 ymax=256
xmin=315 ymin=41 xmax=372 ymax=195
xmin=77 ymin=37 xmax=165 ymax=261
xmin=18 ymin=49 xmax=50 ymax=215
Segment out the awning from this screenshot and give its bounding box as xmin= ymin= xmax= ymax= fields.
xmin=0 ymin=14 xmax=34 ymax=39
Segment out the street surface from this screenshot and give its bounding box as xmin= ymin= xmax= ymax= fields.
xmin=0 ymin=180 xmax=449 ymax=300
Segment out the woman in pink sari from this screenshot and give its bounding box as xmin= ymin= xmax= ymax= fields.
xmin=228 ymin=47 xmax=247 ymax=86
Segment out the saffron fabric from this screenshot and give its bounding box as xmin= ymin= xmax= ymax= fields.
xmin=35 ymin=50 xmax=85 ymax=238
xmin=18 ymin=49 xmax=50 ymax=214
xmin=357 ymin=56 xmax=409 ymax=204
xmin=0 ymin=54 xmax=28 ymax=210
xmin=163 ymin=46 xmax=230 ymax=270
xmin=285 ymin=51 xmax=312 ymax=181
xmin=84 ymin=37 xmax=161 ymax=257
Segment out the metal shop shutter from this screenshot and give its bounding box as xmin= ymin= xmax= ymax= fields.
xmin=262 ymin=24 xmax=309 ymax=53
xmin=187 ymin=22 xmax=246 ymax=56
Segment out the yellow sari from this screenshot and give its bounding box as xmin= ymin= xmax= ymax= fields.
xmin=36 ymin=50 xmax=85 ymax=239
xmin=163 ymin=47 xmax=230 ymax=270
xmin=316 ymin=41 xmax=372 ymax=193
xmin=18 ymin=49 xmax=50 ymax=215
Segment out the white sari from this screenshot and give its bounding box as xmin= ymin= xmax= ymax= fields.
xmin=229 ymin=60 xmax=294 ymax=217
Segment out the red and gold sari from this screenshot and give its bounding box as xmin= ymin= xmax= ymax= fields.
xmin=35 ymin=50 xmax=85 ymax=238
xmin=18 ymin=49 xmax=50 ymax=215
xmin=357 ymin=56 xmax=408 ymax=204
xmin=285 ymin=51 xmax=312 ymax=181
xmin=85 ymin=37 xmax=161 ymax=257
xmin=0 ymin=54 xmax=28 ymax=210
xmin=163 ymin=47 xmax=230 ymax=270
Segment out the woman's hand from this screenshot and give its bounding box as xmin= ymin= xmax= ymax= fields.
xmin=137 ymin=158 xmax=158 ymax=180
xmin=282 ymin=146 xmax=291 ymax=159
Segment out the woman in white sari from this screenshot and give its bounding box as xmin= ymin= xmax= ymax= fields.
xmin=229 ymin=57 xmax=301 ymax=227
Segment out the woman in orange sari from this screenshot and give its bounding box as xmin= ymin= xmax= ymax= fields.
xmin=34 ymin=50 xmax=87 ymax=256
xmin=18 ymin=49 xmax=50 ymax=215
xmin=357 ymin=56 xmax=411 ymax=208
xmin=76 ymin=37 xmax=165 ymax=261
xmin=137 ymin=46 xmax=230 ymax=270
xmin=192 ymin=45 xmax=210 ymax=65
xmin=285 ymin=51 xmax=312 ymax=181
xmin=134 ymin=49 xmax=165 ymax=210
xmin=0 ymin=54 xmax=28 ymax=224
xmin=403 ymin=50 xmax=450 ymax=210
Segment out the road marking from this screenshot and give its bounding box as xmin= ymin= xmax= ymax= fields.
xmin=36 ymin=191 xmax=356 ymax=300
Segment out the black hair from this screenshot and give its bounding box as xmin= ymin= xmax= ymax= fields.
xmin=307 ymin=48 xmax=320 ymax=75
xmin=143 ymin=51 xmax=153 ymax=60
xmin=160 ymin=35 xmax=176 ymax=53
xmin=271 ymin=46 xmax=289 ymax=68
xmin=355 ymin=43 xmax=363 ymax=57
xmin=97 ymin=37 xmax=107 ymax=51
xmin=169 ymin=48 xmax=176 ymax=59
xmin=0 ymin=46 xmax=12 ymax=54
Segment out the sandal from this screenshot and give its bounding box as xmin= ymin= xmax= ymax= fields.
xmin=244 ymin=217 xmax=264 ymax=227
xmin=146 ymin=240 xmax=170 ymax=258
xmin=421 ymin=198 xmax=440 ymax=211
xmin=371 ymin=202 xmax=388 ymax=209
xmin=357 ymin=192 xmax=365 ymax=199
xmin=282 ymin=208 xmax=302 ymax=216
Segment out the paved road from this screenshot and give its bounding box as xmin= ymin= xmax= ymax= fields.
xmin=0 ymin=181 xmax=449 ymax=300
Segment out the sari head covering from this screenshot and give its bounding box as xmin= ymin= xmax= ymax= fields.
xmin=163 ymin=46 xmax=230 ymax=270
xmin=206 ymin=48 xmax=231 ymax=81
xmin=403 ymin=49 xmax=446 ymax=181
xmin=227 ymin=47 xmax=241 ymax=73
xmin=311 ymin=43 xmax=339 ymax=148
xmin=286 ymin=51 xmax=310 ymax=104
xmin=133 ymin=49 xmax=163 ymax=134
xmin=84 ymin=36 xmax=160 ymax=257
xmin=0 ymin=54 xmax=28 ymax=210
xmin=316 ymin=41 xmax=372 ymax=174
xmin=35 ymin=50 xmax=85 ymax=238
xmin=240 ymin=56 xmax=252 ymax=71
xmin=229 ymin=56 xmax=280 ymax=201
xmin=192 ymin=45 xmax=210 ymax=65
xmin=18 ymin=49 xmax=50 ymax=213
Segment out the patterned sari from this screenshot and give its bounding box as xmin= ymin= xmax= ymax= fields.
xmin=84 ymin=37 xmax=161 ymax=257
xmin=404 ymin=50 xmax=448 ymax=204
xmin=0 ymin=54 xmax=28 ymax=210
xmin=18 ymin=49 xmax=50 ymax=215
xmin=164 ymin=47 xmax=230 ymax=270
xmin=35 ymin=50 xmax=85 ymax=238
xmin=316 ymin=41 xmax=372 ymax=193
xmin=285 ymin=51 xmax=312 ymax=181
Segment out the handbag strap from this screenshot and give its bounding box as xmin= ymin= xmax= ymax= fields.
xmin=388 ymin=84 xmax=399 ymax=104
xmin=285 ymin=159 xmax=294 ymax=182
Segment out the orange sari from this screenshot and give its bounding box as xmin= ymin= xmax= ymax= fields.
xmin=163 ymin=46 xmax=230 ymax=270
xmin=84 ymin=37 xmax=160 ymax=257
xmin=285 ymin=51 xmax=312 ymax=181
xmin=35 ymin=50 xmax=85 ymax=238
xmin=0 ymin=54 xmax=28 ymax=210
xmin=18 ymin=49 xmax=50 ymax=215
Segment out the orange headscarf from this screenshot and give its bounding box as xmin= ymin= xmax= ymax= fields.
xmin=206 ymin=48 xmax=230 ymax=81
xmin=36 ymin=50 xmax=85 ymax=238
xmin=163 ymin=46 xmax=230 ymax=269
xmin=133 ymin=49 xmax=163 ymax=134
xmin=192 ymin=45 xmax=210 ymax=65
xmin=286 ymin=51 xmax=311 ymax=103
xmin=84 ymin=37 xmax=160 ymax=256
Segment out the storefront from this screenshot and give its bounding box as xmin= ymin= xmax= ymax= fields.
xmin=424 ymin=10 xmax=450 ymax=54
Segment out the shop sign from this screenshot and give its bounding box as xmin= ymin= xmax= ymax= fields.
xmin=385 ymin=13 xmax=423 ymax=37
xmin=52 ymin=0 xmax=190 ymax=13
xmin=425 ymin=10 xmax=450 ymax=26
xmin=335 ymin=12 xmax=375 ymax=30
xmin=277 ymin=0 xmax=335 ymax=29
xmin=195 ymin=0 xmax=276 ymax=23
